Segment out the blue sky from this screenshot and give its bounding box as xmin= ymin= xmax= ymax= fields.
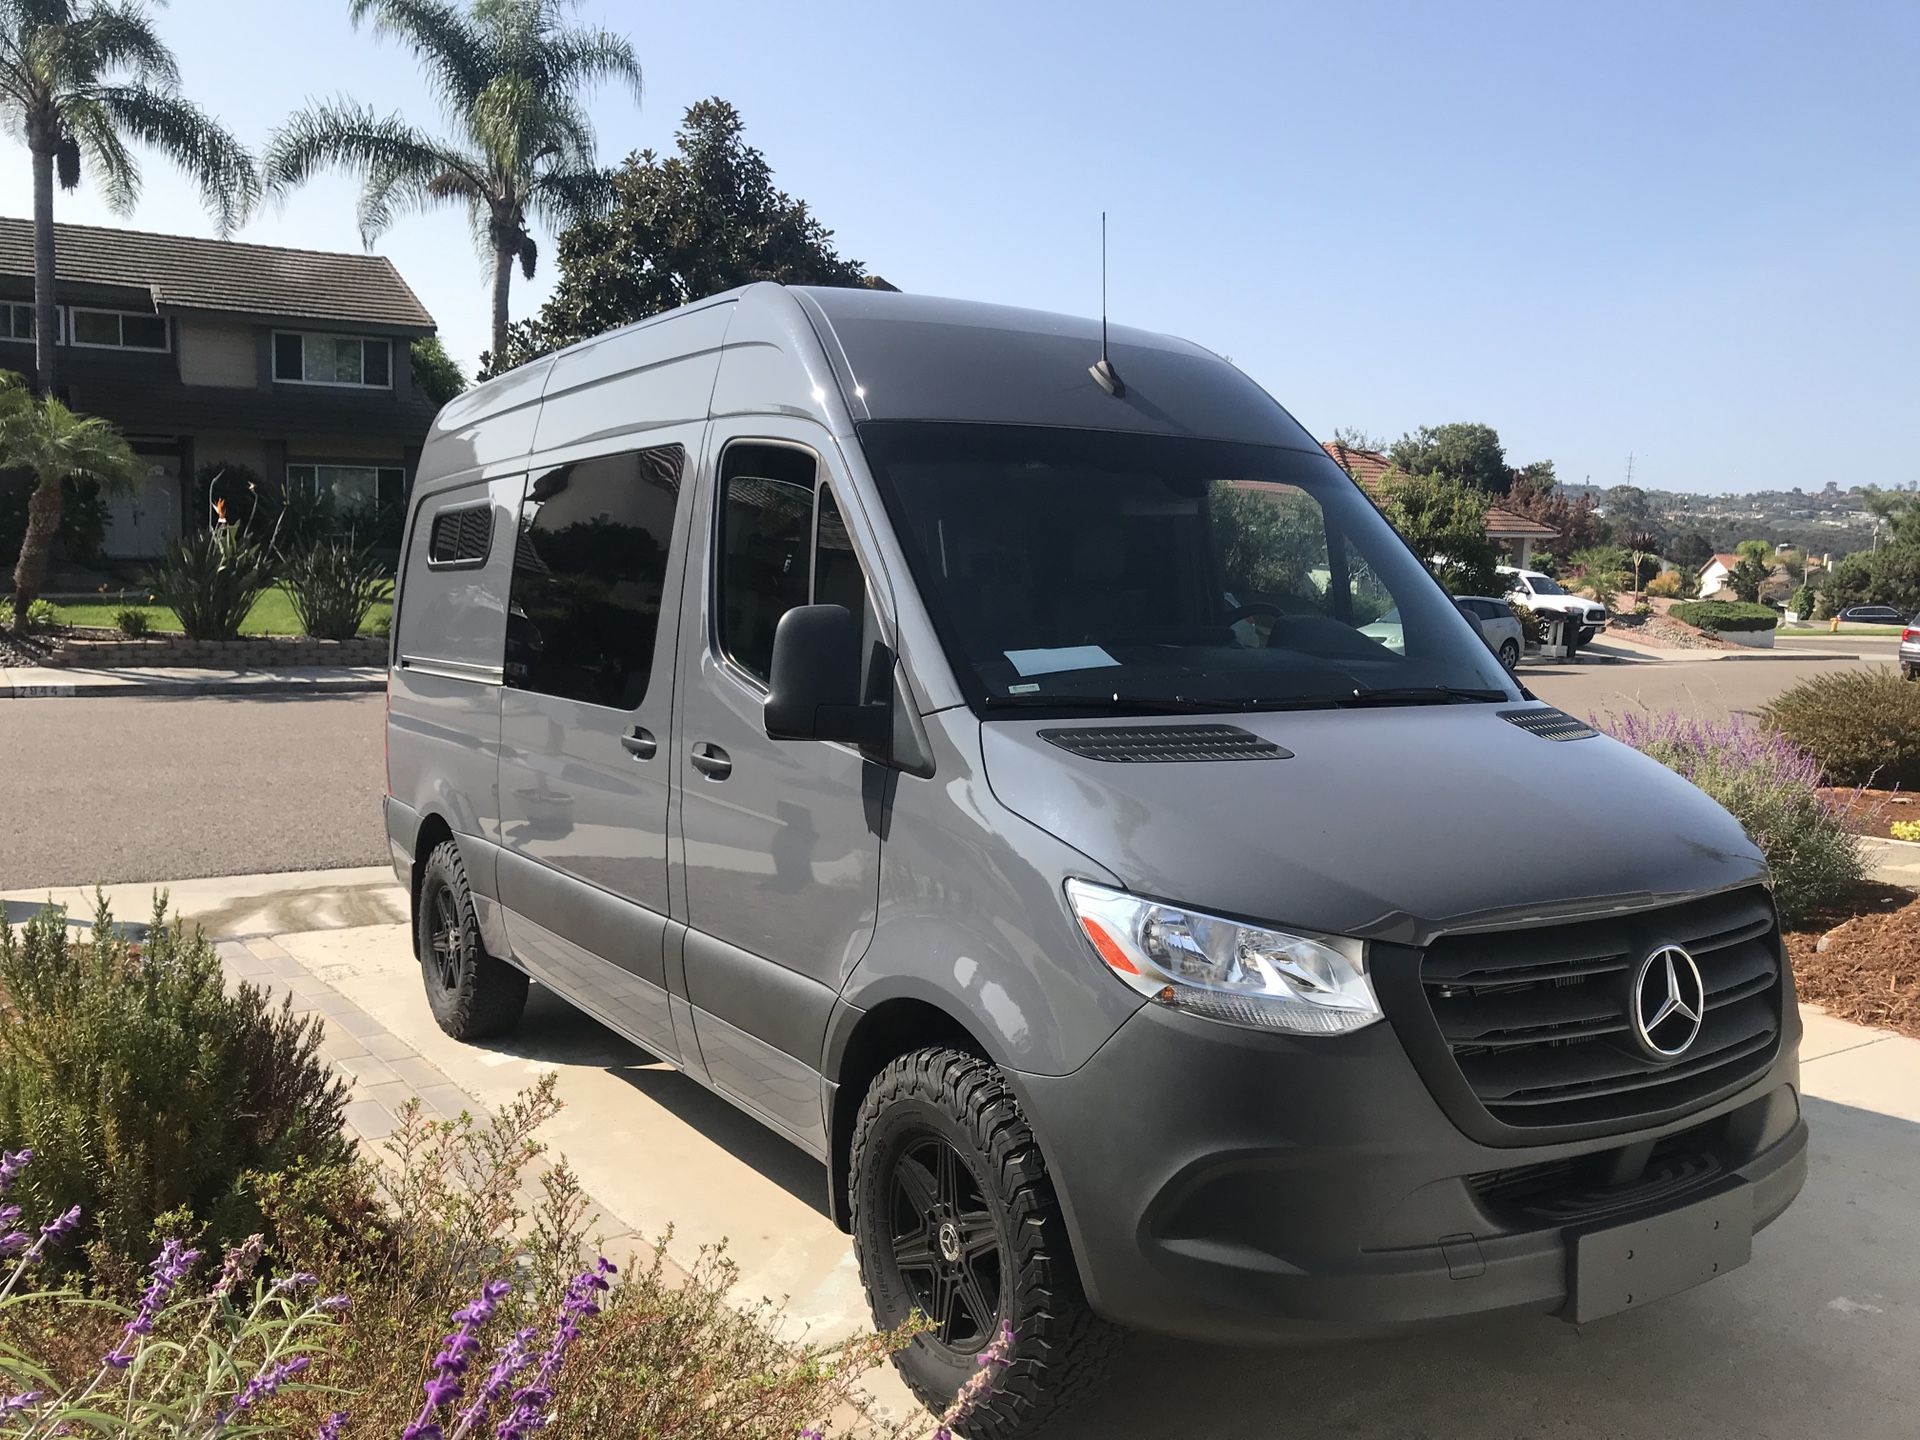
xmin=2 ymin=0 xmax=1914 ymax=494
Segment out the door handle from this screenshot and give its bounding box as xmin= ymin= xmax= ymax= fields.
xmin=689 ymin=742 xmax=732 ymax=780
xmin=621 ymin=726 xmax=657 ymax=760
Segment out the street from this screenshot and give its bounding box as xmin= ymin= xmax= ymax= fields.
xmin=2 ymin=647 xmax=1902 ymax=892
xmin=0 ymin=692 xmax=387 ymax=892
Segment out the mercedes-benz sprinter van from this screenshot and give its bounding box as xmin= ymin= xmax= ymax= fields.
xmin=384 ymin=284 xmax=1806 ymax=1437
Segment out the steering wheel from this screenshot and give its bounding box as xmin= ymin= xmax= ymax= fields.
xmin=1223 ymin=601 xmax=1283 ymax=627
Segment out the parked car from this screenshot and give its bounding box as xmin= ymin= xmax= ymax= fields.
xmin=1455 ymin=595 xmax=1527 ymax=669
xmin=1900 ymin=618 xmax=1918 ymax=680
xmin=1358 ymin=606 xmax=1404 ymax=653
xmin=1498 ymin=565 xmax=1610 ymax=650
xmin=386 ymin=284 xmax=1807 ymax=1437
xmin=1838 ymin=605 xmax=1906 ymax=626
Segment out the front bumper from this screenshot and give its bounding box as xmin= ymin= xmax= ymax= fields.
xmin=1013 ymin=1002 xmax=1804 ymax=1344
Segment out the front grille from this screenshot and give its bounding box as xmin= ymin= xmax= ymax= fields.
xmin=1036 ymin=724 xmax=1292 ymax=763
xmin=1420 ymin=887 xmax=1782 ymax=1130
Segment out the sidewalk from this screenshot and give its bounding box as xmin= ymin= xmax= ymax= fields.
xmin=1863 ymin=835 xmax=1920 ymax=889
xmin=0 ymin=664 xmax=385 ymax=698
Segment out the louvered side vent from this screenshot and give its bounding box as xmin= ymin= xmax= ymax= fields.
xmin=1037 ymin=724 xmax=1293 ymax=763
xmin=1500 ymin=707 xmax=1598 ymax=741
xmin=429 ymin=504 xmax=493 ymax=566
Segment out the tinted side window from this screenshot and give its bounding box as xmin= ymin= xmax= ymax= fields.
xmin=505 ymin=444 xmax=683 ymax=708
xmin=716 ymin=445 xmax=816 ymax=684
xmin=813 ymin=485 xmax=866 ymax=618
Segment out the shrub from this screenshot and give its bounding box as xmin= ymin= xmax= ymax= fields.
xmin=0 ymin=473 xmax=107 ymax=567
xmin=1670 ymin=600 xmax=1779 ymax=633
xmin=1595 ymin=711 xmax=1865 ymax=925
xmin=281 ymin=538 xmax=390 ymax=640
xmin=1788 ymin=583 xmax=1815 ymax=620
xmin=148 ymin=526 xmax=277 ymax=639
xmin=1646 ymin=569 xmax=1685 ymax=599
xmin=1893 ymin=819 xmax=1920 ymax=842
xmin=1761 ymin=669 xmax=1920 ymax=788
xmin=1507 ymin=601 xmax=1544 ymax=646
xmin=114 ymin=606 xmax=152 ymax=637
xmin=0 ymin=896 xmax=350 ymax=1268
xmin=21 ymin=597 xmax=58 ymax=632
xmin=370 ymin=611 xmax=392 ymax=640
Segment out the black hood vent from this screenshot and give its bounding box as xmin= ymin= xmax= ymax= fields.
xmin=1038 ymin=724 xmax=1293 ymax=763
xmin=1501 ymin=708 xmax=1599 ymax=741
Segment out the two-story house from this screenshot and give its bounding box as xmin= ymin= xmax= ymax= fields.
xmin=0 ymin=218 xmax=438 ymax=558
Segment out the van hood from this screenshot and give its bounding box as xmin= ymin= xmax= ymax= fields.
xmin=978 ymin=705 xmax=1767 ymax=947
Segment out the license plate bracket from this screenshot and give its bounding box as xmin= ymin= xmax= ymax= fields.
xmin=1566 ymin=1182 xmax=1752 ymax=1324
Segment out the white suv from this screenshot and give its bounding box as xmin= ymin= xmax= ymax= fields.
xmin=1499 ymin=566 xmax=1610 ymax=649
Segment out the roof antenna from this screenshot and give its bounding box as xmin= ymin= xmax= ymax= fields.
xmin=1089 ymin=211 xmax=1124 ymax=397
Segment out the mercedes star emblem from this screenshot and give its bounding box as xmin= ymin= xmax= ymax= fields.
xmin=1630 ymin=944 xmax=1706 ymax=1059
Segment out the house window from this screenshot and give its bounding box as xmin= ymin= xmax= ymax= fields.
xmin=274 ymin=332 xmax=392 ymax=388
xmin=287 ymin=463 xmax=406 ymax=513
xmin=68 ymin=307 xmax=168 ymax=351
xmin=0 ymin=302 xmax=38 ymax=342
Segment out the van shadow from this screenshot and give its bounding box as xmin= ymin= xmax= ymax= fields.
xmin=477 ymin=987 xmax=830 ymax=1219
xmin=1045 ymin=1093 xmax=1920 ymax=1439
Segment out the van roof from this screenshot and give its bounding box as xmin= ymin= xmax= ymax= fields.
xmin=440 ymin=282 xmax=1323 ymax=455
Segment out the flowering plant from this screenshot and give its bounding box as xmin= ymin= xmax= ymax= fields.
xmin=1595 ymin=708 xmax=1866 ymax=923
xmin=1892 ymin=819 xmax=1920 ymax=843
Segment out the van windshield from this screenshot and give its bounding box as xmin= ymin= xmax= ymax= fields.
xmin=859 ymin=423 xmax=1518 ymax=715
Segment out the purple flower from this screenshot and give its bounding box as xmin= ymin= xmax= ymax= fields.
xmin=103 ymin=1239 xmax=199 ymax=1370
xmin=0 ymin=1205 xmax=20 ymax=1226
xmin=39 ymin=1206 xmax=80 ymax=1246
xmin=403 ymin=1280 xmax=513 ymax=1440
xmin=1 ymin=1390 xmax=42 ymax=1415
xmin=269 ymin=1270 xmax=320 ymax=1299
xmin=317 ymin=1413 xmax=350 ymax=1440
xmin=222 ymin=1354 xmax=310 ymax=1422
xmin=0 ymin=1232 xmax=28 ymax=1257
xmin=494 ymin=1259 xmax=614 ymax=1440
xmin=317 ymin=1293 xmax=352 ymax=1313
xmin=212 ymin=1235 xmax=265 ymax=1300
xmin=0 ymin=1149 xmax=31 ymax=1194
xmin=454 ymin=1326 xmax=535 ymax=1437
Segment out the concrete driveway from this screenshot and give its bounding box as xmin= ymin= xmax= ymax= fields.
xmin=17 ymin=870 xmax=1920 ymax=1438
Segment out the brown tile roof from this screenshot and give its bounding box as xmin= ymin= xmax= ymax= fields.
xmin=0 ymin=218 xmax=434 ymax=331
xmin=1321 ymin=441 xmax=1558 ymax=541
xmin=1704 ymin=552 xmax=1739 ymax=573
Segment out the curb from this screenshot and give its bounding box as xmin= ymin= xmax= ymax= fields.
xmin=1 ymin=675 xmax=386 ymax=699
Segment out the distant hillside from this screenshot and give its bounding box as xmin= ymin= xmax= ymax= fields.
xmin=1560 ymin=481 xmax=1888 ymax=560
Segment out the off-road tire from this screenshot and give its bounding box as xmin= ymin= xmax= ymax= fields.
xmin=849 ymin=1047 xmax=1126 ymax=1439
xmin=1498 ymin=638 xmax=1520 ymax=670
xmin=416 ymin=839 xmax=528 ymax=1041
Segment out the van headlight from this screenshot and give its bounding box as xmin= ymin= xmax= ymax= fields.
xmin=1065 ymin=879 xmax=1381 ymax=1035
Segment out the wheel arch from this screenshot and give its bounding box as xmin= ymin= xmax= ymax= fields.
xmin=822 ymin=995 xmax=990 ymax=1231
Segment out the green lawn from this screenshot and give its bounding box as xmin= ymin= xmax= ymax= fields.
xmin=49 ymin=584 xmax=392 ymax=638
xmin=1777 ymin=623 xmax=1906 ymax=638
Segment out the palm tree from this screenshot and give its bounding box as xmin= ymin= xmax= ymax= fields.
xmin=0 ymin=371 xmax=146 ymax=631
xmin=263 ymin=0 xmax=641 ymax=364
xmin=0 ymin=0 xmax=258 ymax=397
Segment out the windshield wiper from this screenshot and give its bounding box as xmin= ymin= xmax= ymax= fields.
xmin=1341 ymin=684 xmax=1509 ymax=707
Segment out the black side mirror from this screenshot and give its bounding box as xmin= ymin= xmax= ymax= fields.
xmin=764 ymin=604 xmax=890 ymax=749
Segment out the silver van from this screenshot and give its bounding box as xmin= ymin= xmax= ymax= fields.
xmin=385 ymin=284 xmax=1806 ymax=1435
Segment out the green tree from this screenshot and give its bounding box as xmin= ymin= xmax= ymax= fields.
xmin=1208 ymin=482 xmax=1326 ymax=603
xmin=0 ymin=0 xmax=255 ymax=396
xmin=409 ymin=335 xmax=468 ymax=408
xmin=1729 ymin=553 xmax=1772 ymax=603
xmin=1377 ymin=471 xmax=1503 ymax=596
xmin=1568 ymin=544 xmax=1631 ymax=609
xmin=1332 ymin=425 xmax=1389 ymax=454
xmin=1821 ymin=545 xmax=1920 ymax=617
xmin=483 ymin=98 xmax=891 ymax=376
xmin=1667 ymin=530 xmax=1714 ymax=574
xmin=1862 ymin=486 xmax=1920 ymax=547
xmin=0 ymin=372 xmax=145 ymax=630
xmin=264 ymin=0 xmax=642 ymax=362
xmin=1388 ymin=422 xmax=1512 ymax=495
xmin=1735 ymin=538 xmax=1774 ymax=566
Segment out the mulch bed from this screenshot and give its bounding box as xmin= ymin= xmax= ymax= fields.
xmin=0 ymin=629 xmax=61 ymax=667
xmin=1820 ymin=785 xmax=1917 ymax=840
xmin=1613 ymin=613 xmax=1735 ymax=651
xmin=1783 ymin=881 xmax=1920 ymax=1038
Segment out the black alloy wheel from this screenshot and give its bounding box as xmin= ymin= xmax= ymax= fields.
xmin=885 ymin=1130 xmax=1003 ymax=1352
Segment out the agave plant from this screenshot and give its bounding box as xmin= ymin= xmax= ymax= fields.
xmin=147 ymin=526 xmax=277 ymax=640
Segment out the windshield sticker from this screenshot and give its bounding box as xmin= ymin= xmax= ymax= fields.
xmin=1005 ymin=645 xmax=1121 ymax=677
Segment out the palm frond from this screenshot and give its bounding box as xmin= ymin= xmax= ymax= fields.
xmin=56 ymin=92 xmax=137 ymax=210
xmin=346 ymin=0 xmax=488 ymax=114
xmin=90 ymin=84 xmax=257 ymax=232
xmin=70 ymin=2 xmax=177 ymax=87
xmin=262 ymin=98 xmax=477 ymax=241
xmin=360 ymin=152 xmax=481 ymax=241
xmin=523 ymin=162 xmax=610 ymax=233
xmin=538 ymin=25 xmax=641 ymax=108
